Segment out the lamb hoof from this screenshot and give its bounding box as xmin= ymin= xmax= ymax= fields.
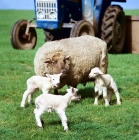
xmin=117 ymin=102 xmax=121 ymax=105
xmin=38 ymin=126 xmax=43 ymax=129
xmin=64 ymin=129 xmax=69 ymax=132
xmin=20 ymin=104 xmax=25 ymax=108
xmin=105 ymin=104 xmax=109 ymax=107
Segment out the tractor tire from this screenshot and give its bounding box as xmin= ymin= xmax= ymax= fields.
xmin=70 ymin=20 xmax=95 ymax=37
xmin=101 ymin=5 xmax=126 ymax=53
xmin=10 ymin=20 xmax=37 ymax=50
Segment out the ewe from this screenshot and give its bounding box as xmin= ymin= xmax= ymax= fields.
xmin=34 ymin=35 xmax=108 ymax=89
xmin=89 ymin=67 xmax=121 ymax=106
xmin=34 ymin=87 xmax=81 ymax=132
xmin=20 ymin=73 xmax=62 ymax=107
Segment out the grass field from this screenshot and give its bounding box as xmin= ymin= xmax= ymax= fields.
xmin=0 ymin=10 xmax=139 ymax=140
xmin=124 ymin=9 xmax=139 ymax=15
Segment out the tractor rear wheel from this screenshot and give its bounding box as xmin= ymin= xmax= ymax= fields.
xmin=101 ymin=5 xmax=126 ymax=53
xmin=10 ymin=20 xmax=37 ymax=50
xmin=70 ymin=20 xmax=95 ymax=37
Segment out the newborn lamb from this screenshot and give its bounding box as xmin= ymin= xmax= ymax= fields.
xmin=20 ymin=73 xmax=62 ymax=107
xmin=89 ymin=67 xmax=121 ymax=106
xmin=34 ymin=87 xmax=81 ymax=132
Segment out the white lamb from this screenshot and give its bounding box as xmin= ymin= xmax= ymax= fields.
xmin=20 ymin=73 xmax=62 ymax=107
xmin=89 ymin=67 xmax=121 ymax=106
xmin=34 ymin=87 xmax=81 ymax=132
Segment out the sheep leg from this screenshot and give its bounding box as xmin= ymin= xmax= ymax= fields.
xmin=94 ymin=94 xmax=99 ymax=105
xmin=47 ymin=106 xmax=53 ymax=113
xmin=28 ymin=88 xmax=38 ymax=104
xmin=56 ymin=109 xmax=68 ymax=132
xmin=104 ymin=97 xmax=109 ymax=107
xmin=54 ymin=89 xmax=59 ymax=95
xmin=28 ymin=94 xmax=32 ymax=104
xmin=94 ymin=86 xmax=100 ymax=105
xmin=111 ymin=81 xmax=121 ymax=105
xmin=102 ymin=87 xmax=109 ymax=106
xmin=107 ymin=89 xmax=113 ymax=103
xmin=20 ymin=88 xmax=37 ymax=107
xmin=114 ymin=90 xmax=121 ymax=105
xmin=34 ymin=108 xmax=44 ymax=128
xmin=102 ymin=87 xmax=107 ymax=98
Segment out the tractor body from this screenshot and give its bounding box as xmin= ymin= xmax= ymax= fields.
xmin=10 ymin=0 xmax=126 ymax=53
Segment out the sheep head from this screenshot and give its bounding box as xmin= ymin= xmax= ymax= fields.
xmin=89 ymin=67 xmax=104 ymax=79
xmin=44 ymin=52 xmax=70 ymax=76
xmin=67 ymin=87 xmax=81 ymax=101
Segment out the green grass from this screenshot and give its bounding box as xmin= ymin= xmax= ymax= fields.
xmin=0 ymin=10 xmax=139 ymax=140
xmin=124 ymin=9 xmax=139 ymax=15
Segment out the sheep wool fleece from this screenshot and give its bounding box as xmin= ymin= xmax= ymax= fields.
xmin=34 ymin=35 xmax=108 ymax=88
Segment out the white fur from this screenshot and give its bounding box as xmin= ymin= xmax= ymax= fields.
xmin=20 ymin=73 xmax=62 ymax=107
xmin=89 ymin=67 xmax=121 ymax=106
xmin=34 ymin=87 xmax=81 ymax=132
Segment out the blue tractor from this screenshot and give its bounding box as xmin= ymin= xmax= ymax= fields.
xmin=10 ymin=0 xmax=126 ymax=53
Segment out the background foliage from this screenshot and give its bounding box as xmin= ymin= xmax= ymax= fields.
xmin=0 ymin=10 xmax=139 ymax=140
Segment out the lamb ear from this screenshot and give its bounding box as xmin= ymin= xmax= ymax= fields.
xmin=96 ymin=67 xmax=103 ymax=74
xmin=98 ymin=70 xmax=103 ymax=74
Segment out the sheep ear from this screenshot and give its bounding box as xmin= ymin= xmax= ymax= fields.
xmin=96 ymin=67 xmax=103 ymax=74
xmin=98 ymin=70 xmax=103 ymax=74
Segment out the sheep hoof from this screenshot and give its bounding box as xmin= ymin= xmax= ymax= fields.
xmin=117 ymin=102 xmax=121 ymax=105
xmin=105 ymin=104 xmax=109 ymax=107
xmin=65 ymin=129 xmax=69 ymax=132
xmin=38 ymin=126 xmax=43 ymax=129
xmin=20 ymin=104 xmax=25 ymax=108
xmin=94 ymin=103 xmax=98 ymax=106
